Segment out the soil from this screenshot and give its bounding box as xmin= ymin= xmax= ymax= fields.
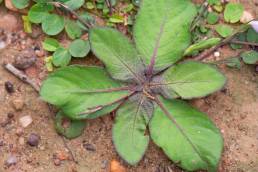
xmin=0 ymin=0 xmax=258 ymax=172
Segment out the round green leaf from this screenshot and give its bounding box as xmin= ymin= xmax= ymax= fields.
xmin=28 ymin=3 xmax=54 ymax=24
xmin=55 ymin=111 xmax=86 ymax=139
xmin=224 ymin=3 xmax=244 ymax=23
xmin=207 ymin=12 xmax=219 ymax=25
xmin=42 ymin=14 xmax=65 ymax=36
xmin=64 ymin=0 xmax=85 ymax=10
xmin=246 ymin=28 xmax=258 ymax=43
xmin=161 ymin=61 xmax=226 ymax=99
xmin=69 ymin=39 xmax=90 ymax=58
xmin=11 ymin=0 xmax=29 ymax=9
xmin=65 ymin=20 xmax=82 ymax=40
xmin=42 ymin=38 xmax=60 ymax=52
xmin=53 ymin=47 xmax=71 ymax=67
xmin=215 ymin=24 xmax=233 ymax=38
xmin=150 ymin=98 xmax=223 ymax=171
xmin=40 ymin=66 xmax=129 ymax=119
xmin=240 ymin=51 xmax=258 ymax=64
xmin=113 ymin=98 xmax=150 ymax=165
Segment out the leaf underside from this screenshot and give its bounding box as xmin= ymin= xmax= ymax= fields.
xmin=113 ymin=94 xmax=153 ymax=165
xmin=150 ymin=97 xmax=223 ymax=172
xmin=134 ymin=0 xmax=197 ymax=72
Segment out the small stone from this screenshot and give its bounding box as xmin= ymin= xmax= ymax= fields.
xmin=19 ymin=115 xmax=32 ymax=128
xmin=7 ymin=113 xmax=14 ymax=119
xmin=35 ymin=50 xmax=44 ymax=57
xmin=255 ymin=65 xmax=258 ymax=73
xmin=83 ymin=143 xmax=96 ymax=152
xmin=0 ymin=14 xmax=18 ymax=31
xmin=56 ymin=151 xmax=69 ymax=161
xmin=27 ymin=133 xmax=40 ymax=147
xmin=0 ymin=41 xmax=6 ymax=49
xmin=0 ymin=140 xmax=4 ymax=146
xmin=240 ymin=11 xmax=254 ymax=23
xmin=12 ymin=98 xmax=24 ymax=111
xmin=101 ymin=160 xmax=108 ymax=169
xmin=214 ymin=51 xmax=220 ymax=58
xmin=4 ymin=0 xmax=19 ymax=12
xmin=18 ymin=137 xmax=25 ymax=145
xmin=53 ymin=159 xmax=61 ymax=166
xmin=16 ymin=127 xmax=24 ymax=136
xmin=14 ymin=56 xmax=37 ymax=70
xmin=5 ymin=81 xmax=14 ymax=94
xmin=110 ymin=160 xmax=126 ymax=172
xmin=5 ymin=155 xmax=17 ymax=167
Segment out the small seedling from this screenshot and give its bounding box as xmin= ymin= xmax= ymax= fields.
xmin=41 ymin=0 xmax=226 ymax=171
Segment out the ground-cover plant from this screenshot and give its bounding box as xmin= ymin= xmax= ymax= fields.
xmin=40 ymin=0 xmax=227 ymax=171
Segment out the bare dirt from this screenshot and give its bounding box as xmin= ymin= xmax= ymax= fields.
xmin=0 ymin=1 xmax=258 ymax=172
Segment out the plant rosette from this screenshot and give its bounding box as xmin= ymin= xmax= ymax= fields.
xmin=40 ymin=0 xmax=226 ymax=171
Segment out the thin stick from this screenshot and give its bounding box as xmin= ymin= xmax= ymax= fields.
xmin=105 ymin=0 xmax=113 ymax=15
xmin=190 ymin=1 xmax=209 ymax=32
xmin=49 ymin=2 xmax=93 ymax=29
xmin=230 ymin=40 xmax=258 ymax=47
xmin=4 ymin=63 xmax=40 ymax=92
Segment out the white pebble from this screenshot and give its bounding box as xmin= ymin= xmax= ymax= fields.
xmin=214 ymin=51 xmax=220 ymax=58
xmin=19 ymin=115 xmax=32 ymax=128
xmin=240 ymin=11 xmax=254 ymax=23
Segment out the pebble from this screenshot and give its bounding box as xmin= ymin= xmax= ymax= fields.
xmin=7 ymin=113 xmax=14 ymax=119
xmin=101 ymin=160 xmax=108 ymax=169
xmin=240 ymin=11 xmax=254 ymax=23
xmin=4 ymin=0 xmax=19 ymax=12
xmin=18 ymin=137 xmax=25 ymax=145
xmin=214 ymin=51 xmax=220 ymax=58
xmin=5 ymin=81 xmax=15 ymax=94
xmin=16 ymin=127 xmax=24 ymax=136
xmin=5 ymin=155 xmax=17 ymax=167
xmin=53 ymin=159 xmax=61 ymax=166
xmin=12 ymin=98 xmax=25 ymax=111
xmin=14 ymin=56 xmax=37 ymax=70
xmin=27 ymin=133 xmax=40 ymax=147
xmin=0 ymin=14 xmax=18 ymax=31
xmin=0 ymin=41 xmax=6 ymax=49
xmin=255 ymin=65 xmax=258 ymax=73
xmin=35 ymin=50 xmax=45 ymax=57
xmin=83 ymin=143 xmax=96 ymax=152
xmin=110 ymin=160 xmax=126 ymax=172
xmin=19 ymin=115 xmax=32 ymax=128
xmin=0 ymin=140 xmax=4 ymax=146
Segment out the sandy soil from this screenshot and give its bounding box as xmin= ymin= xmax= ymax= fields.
xmin=0 ymin=1 xmax=257 ymax=172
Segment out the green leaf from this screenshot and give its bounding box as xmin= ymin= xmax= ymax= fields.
xmin=150 ymin=97 xmax=223 ymax=171
xmin=246 ymin=28 xmax=258 ymax=43
xmin=89 ymin=27 xmax=144 ymax=83
xmin=225 ymin=57 xmax=241 ymax=69
xmin=160 ymin=61 xmax=226 ymax=99
xmin=224 ymin=3 xmax=244 ymax=23
xmin=64 ymin=0 xmax=85 ymax=10
xmin=11 ymin=0 xmax=29 ymax=9
xmin=28 ymin=3 xmax=54 ymax=24
xmin=42 ymin=38 xmax=60 ymax=52
xmin=65 ymin=20 xmax=82 ymax=40
xmin=52 ymin=47 xmax=72 ymax=67
xmin=113 ymin=96 xmax=151 ymax=165
xmin=42 ymin=14 xmax=65 ymax=36
xmin=207 ymin=12 xmax=219 ymax=25
xmin=55 ymin=111 xmax=86 ymax=139
xmin=230 ymin=32 xmax=246 ymax=50
xmin=69 ymin=39 xmax=90 ymax=58
xmin=207 ymin=0 xmax=220 ymax=5
xmin=240 ymin=51 xmax=258 ymax=64
xmin=133 ymin=0 xmax=197 ymax=72
xmin=40 ymin=66 xmax=129 ymax=119
xmin=184 ymin=38 xmax=221 ymax=56
xmin=215 ymin=25 xmax=233 ymax=38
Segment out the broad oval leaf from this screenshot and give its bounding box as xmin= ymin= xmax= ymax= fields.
xmin=89 ymin=27 xmax=145 ymax=83
xmin=65 ymin=20 xmax=82 ymax=39
xmin=42 ymin=13 xmax=65 ymax=36
xmin=160 ymin=61 xmax=226 ymax=99
xmin=224 ymin=3 xmax=244 ymax=23
xmin=53 ymin=47 xmax=71 ymax=67
xmin=69 ymin=39 xmax=90 ymax=58
xmin=64 ymin=0 xmax=85 ymax=10
xmin=40 ymin=66 xmax=129 ymax=119
xmin=28 ymin=3 xmax=54 ymax=24
xmin=134 ymin=0 xmax=197 ymax=72
xmin=42 ymin=37 xmax=60 ymax=52
xmin=150 ymin=97 xmax=223 ymax=171
xmin=113 ymin=95 xmax=152 ymax=165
